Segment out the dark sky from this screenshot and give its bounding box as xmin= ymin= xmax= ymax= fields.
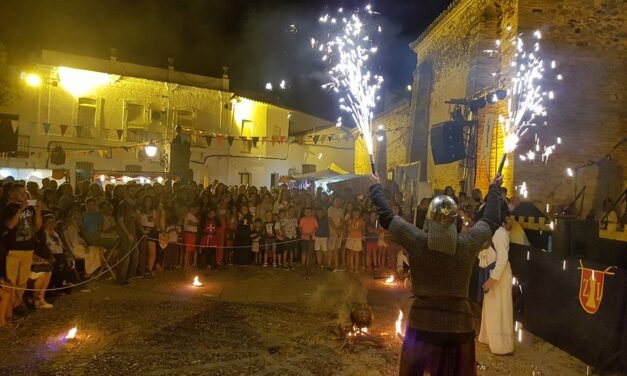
xmin=0 ymin=0 xmax=452 ymax=120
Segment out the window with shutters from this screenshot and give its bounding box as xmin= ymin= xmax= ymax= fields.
xmin=14 ymin=135 xmax=30 ymax=158
xmin=174 ymin=109 xmax=196 ymax=130
xmin=239 ymin=172 xmax=251 ymax=185
xmin=240 ymin=140 xmax=252 ymax=154
xmin=76 ymin=161 xmax=94 ymax=183
xmin=125 ymin=164 xmax=142 ymax=172
xmin=125 ymin=103 xmax=146 ymax=130
xmin=77 ymin=98 xmax=98 ymax=128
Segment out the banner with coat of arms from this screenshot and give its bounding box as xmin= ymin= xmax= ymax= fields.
xmin=578 ymin=260 xmax=616 ymax=315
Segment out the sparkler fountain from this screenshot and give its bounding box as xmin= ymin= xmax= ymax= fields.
xmin=312 ymin=5 xmax=383 ymax=174
xmin=494 ymin=31 xmax=561 ymax=175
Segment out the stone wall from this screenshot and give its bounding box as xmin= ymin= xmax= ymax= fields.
xmin=410 ymin=0 xmax=625 ymax=215
xmin=373 ymin=99 xmax=411 ymax=175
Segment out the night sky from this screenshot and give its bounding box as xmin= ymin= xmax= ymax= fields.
xmin=0 ymin=0 xmax=452 ymax=120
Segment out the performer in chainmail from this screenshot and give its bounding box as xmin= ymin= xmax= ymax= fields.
xmin=369 ymin=174 xmax=503 ymax=376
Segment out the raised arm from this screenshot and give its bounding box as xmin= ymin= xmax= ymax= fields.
xmin=368 ymin=175 xmax=425 ymax=251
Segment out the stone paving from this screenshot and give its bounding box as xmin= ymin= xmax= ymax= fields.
xmin=0 ymin=267 xmax=590 ymax=375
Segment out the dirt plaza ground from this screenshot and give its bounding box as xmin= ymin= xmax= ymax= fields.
xmin=0 ymin=266 xmax=589 ymax=376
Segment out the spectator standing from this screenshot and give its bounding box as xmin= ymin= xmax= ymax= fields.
xmin=299 ymin=208 xmax=318 ymax=268
xmin=315 ymin=207 xmax=329 ymax=267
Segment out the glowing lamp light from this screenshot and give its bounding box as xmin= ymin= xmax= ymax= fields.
xmin=566 ymin=168 xmax=574 ymax=177
xmin=406 ymin=85 xmax=412 ymax=92
xmin=139 ymin=177 xmax=145 ymax=184
xmin=377 ymin=134 xmax=384 ymax=142
xmin=99 ymin=174 xmax=106 ymax=183
xmin=385 ymin=275 xmax=394 ymax=284
xmin=157 ymin=176 xmax=164 ymax=184
xmin=122 ymin=176 xmax=130 ymax=183
xmin=24 ymin=73 xmax=42 ymax=87
xmin=144 ymin=141 xmax=158 ymax=158
xmin=65 ymin=326 xmax=78 ymax=340
xmin=110 ymin=177 xmax=117 ymax=183
xmin=57 ymin=67 xmax=111 ymax=97
xmin=192 ymin=276 xmax=203 ymax=287
xmin=317 ymin=153 xmax=323 ymax=160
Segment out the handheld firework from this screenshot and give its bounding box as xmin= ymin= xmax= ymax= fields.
xmin=312 ymin=5 xmax=383 ymax=175
xmin=494 ymin=31 xmax=561 ymax=175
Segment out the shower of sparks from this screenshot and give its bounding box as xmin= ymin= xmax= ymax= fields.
xmin=312 ymin=5 xmax=383 ymax=155
xmin=279 ymin=79 xmax=287 ymax=90
xmin=517 ymin=181 xmax=528 ymax=199
xmin=490 ymin=32 xmax=561 ymax=165
xmin=265 ymin=82 xmax=273 ymax=91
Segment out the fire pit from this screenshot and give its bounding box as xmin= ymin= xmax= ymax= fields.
xmin=350 ymin=304 xmax=373 ymax=332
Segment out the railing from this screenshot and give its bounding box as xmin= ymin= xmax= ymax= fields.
xmin=510 ymin=215 xmax=627 ymax=242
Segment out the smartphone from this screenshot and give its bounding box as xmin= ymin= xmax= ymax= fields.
xmin=26 ymin=199 xmax=37 ymax=207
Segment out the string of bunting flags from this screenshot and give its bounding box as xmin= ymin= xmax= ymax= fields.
xmin=0 ymin=121 xmax=412 ymax=160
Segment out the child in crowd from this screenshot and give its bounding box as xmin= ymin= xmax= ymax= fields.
xmin=275 ymin=210 xmax=286 ymax=267
xmin=164 ymin=211 xmax=182 ymax=269
xmin=183 ymin=202 xmax=200 ymax=270
xmin=201 ymin=208 xmax=220 ymax=268
xmin=346 ymin=208 xmax=365 ymax=272
xmin=281 ymin=206 xmax=299 ymax=267
xmin=262 ymin=211 xmax=279 ymax=267
xmin=377 ymin=216 xmax=388 ymax=270
xmin=251 ymin=219 xmax=262 ymax=265
xmin=299 ymin=207 xmax=318 ymax=267
xmin=365 ymin=211 xmax=379 ymax=272
xmin=315 ymin=207 xmax=329 ymax=268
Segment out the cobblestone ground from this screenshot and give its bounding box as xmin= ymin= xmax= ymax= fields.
xmin=0 ymin=267 xmax=589 ymax=375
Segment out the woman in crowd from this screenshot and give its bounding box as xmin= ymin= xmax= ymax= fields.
xmin=41 ymin=213 xmax=77 ymax=290
xmin=233 ymin=205 xmax=253 ymax=265
xmin=140 ymin=195 xmax=159 ymax=278
xmin=63 ymin=209 xmax=102 ymax=277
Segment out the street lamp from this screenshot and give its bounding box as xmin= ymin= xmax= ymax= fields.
xmin=145 ymin=140 xmax=158 ymax=157
xmin=24 ymin=73 xmax=42 ymax=87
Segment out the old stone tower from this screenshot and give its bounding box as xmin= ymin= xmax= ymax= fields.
xmin=398 ymin=0 xmax=626 ymax=215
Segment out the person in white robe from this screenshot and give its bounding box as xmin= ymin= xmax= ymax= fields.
xmin=478 ymin=218 xmax=514 ymax=355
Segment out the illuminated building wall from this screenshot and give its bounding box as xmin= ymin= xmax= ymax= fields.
xmin=0 ymin=50 xmax=345 ymax=187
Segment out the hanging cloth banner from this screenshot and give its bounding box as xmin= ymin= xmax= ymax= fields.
xmin=60 ymin=124 xmax=69 ymax=136
xmin=42 ymin=123 xmax=50 ymax=135
xmin=252 ymin=137 xmax=259 ymax=147
xmin=116 ymin=129 xmax=124 ymax=140
xmin=227 ymin=136 xmax=235 ymax=146
xmin=216 ymin=135 xmax=224 ymax=146
xmin=205 ymin=135 xmax=213 ymax=147
xmin=312 ymin=135 xmax=320 ymax=144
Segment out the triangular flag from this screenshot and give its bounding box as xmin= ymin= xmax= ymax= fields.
xmin=261 ymin=137 xmax=266 ymax=145
xmin=205 ymin=135 xmax=213 ymax=147
xmin=42 ymin=123 xmax=50 ymax=135
xmin=279 ymin=135 xmax=286 ymax=144
xmin=239 ymin=136 xmax=248 ymax=143
xmin=252 ymin=137 xmax=259 ymax=147
xmin=116 ymin=129 xmax=124 ymax=140
xmin=271 ymin=136 xmax=277 ymax=146
xmin=60 ymin=124 xmax=69 ymax=136
xmin=312 ymin=135 xmax=320 ymax=144
xmin=75 ymin=126 xmax=83 ymax=137
xmin=11 ymin=120 xmax=19 ymax=134
xmin=227 ymin=136 xmax=235 ymax=146
xmin=216 ymin=135 xmax=224 ymax=145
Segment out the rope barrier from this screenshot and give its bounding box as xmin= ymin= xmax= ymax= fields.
xmin=0 ymin=235 xmax=146 ymax=292
xmin=147 ymin=236 xmax=304 ymax=249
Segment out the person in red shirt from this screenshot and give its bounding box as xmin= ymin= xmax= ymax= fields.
xmin=298 ymin=207 xmax=318 ymax=268
xmin=201 ymin=208 xmax=221 ymax=268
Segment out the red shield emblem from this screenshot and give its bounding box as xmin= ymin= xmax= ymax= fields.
xmin=578 ymin=262 xmax=616 ymax=315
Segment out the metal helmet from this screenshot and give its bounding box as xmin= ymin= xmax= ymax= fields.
xmin=426 ymin=195 xmax=458 ymax=225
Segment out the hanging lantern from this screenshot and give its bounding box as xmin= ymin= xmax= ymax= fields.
xmin=145 ymin=140 xmax=158 ymax=158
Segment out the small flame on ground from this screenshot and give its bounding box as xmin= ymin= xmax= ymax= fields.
xmin=385 ymin=275 xmax=394 ymax=284
xmin=66 ymin=327 xmax=78 ymax=340
xmin=395 ymin=310 xmax=404 ymax=338
xmin=192 ymin=276 xmax=203 ymax=287
xmin=518 ymin=328 xmax=523 ymax=342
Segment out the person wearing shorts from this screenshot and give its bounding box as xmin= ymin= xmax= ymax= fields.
xmin=345 ymin=208 xmax=364 ymax=272
xmin=298 ymin=208 xmax=318 ymax=268
xmin=183 ymin=204 xmax=200 ymax=270
xmin=327 ymin=197 xmax=345 ymax=269
xmin=314 ymin=207 xmax=329 ymax=267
